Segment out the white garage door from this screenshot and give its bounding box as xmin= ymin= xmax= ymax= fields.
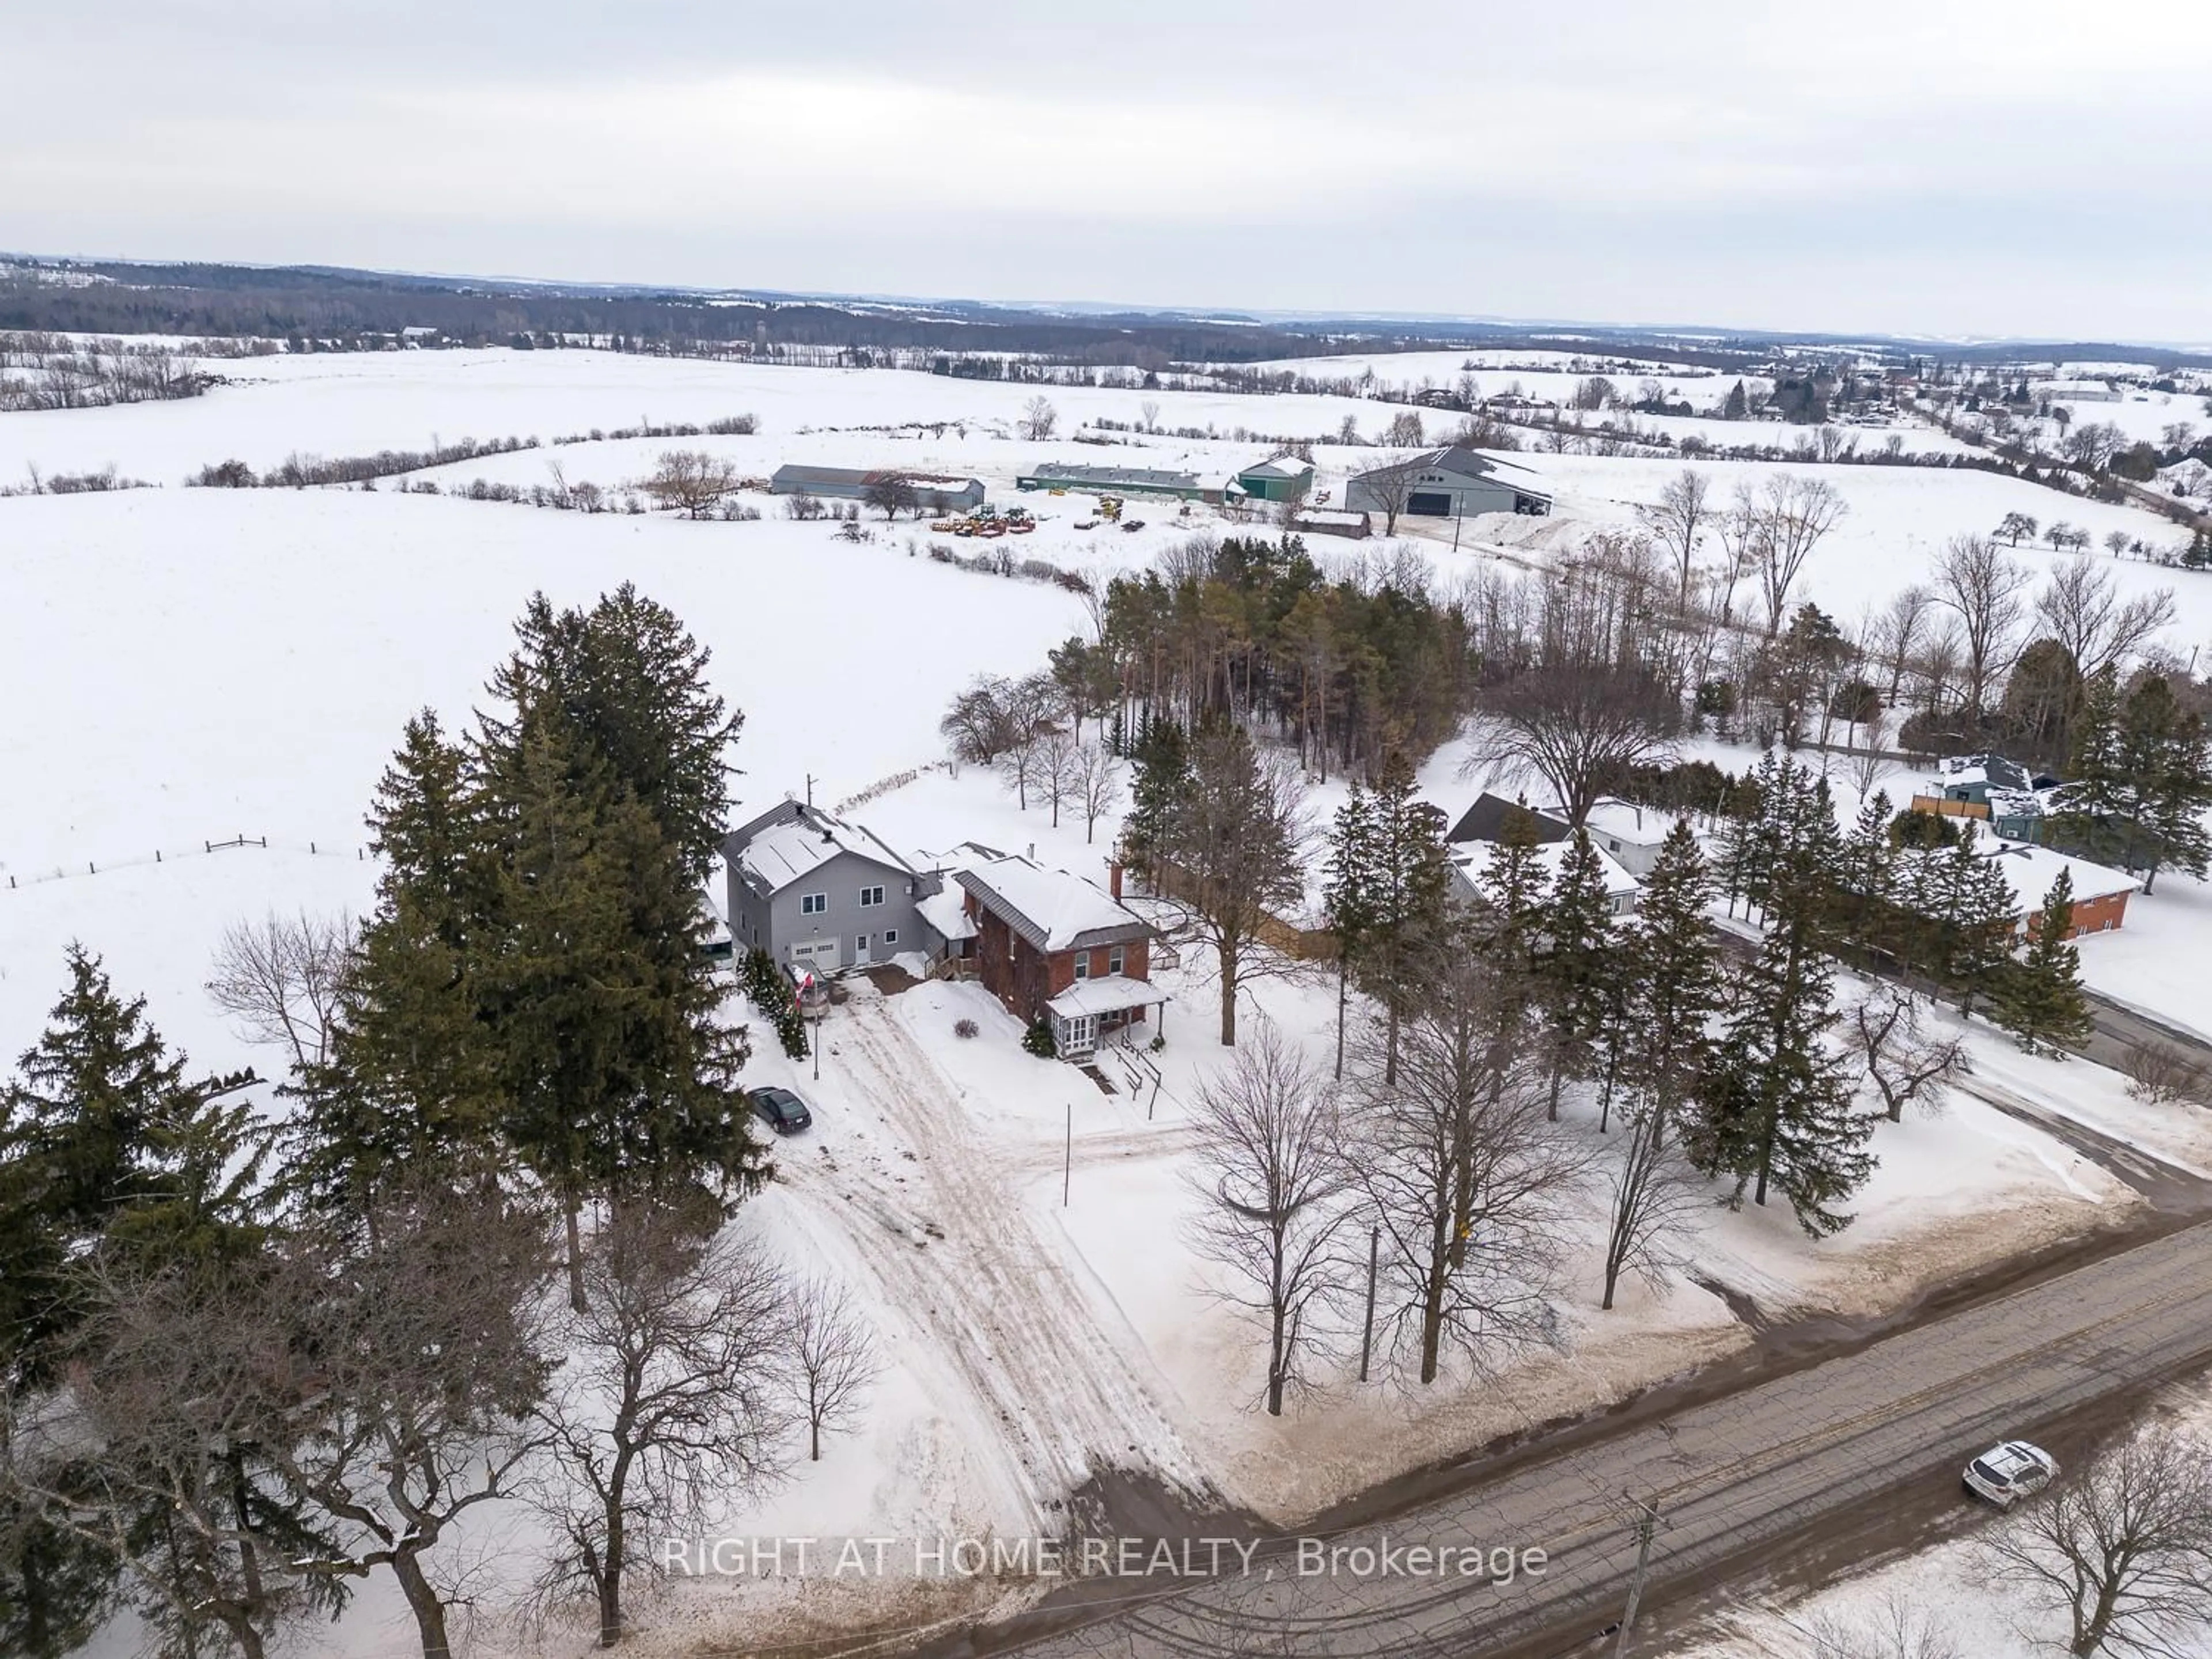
xmin=791 ymin=939 xmax=840 ymax=972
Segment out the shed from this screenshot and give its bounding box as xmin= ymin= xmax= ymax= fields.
xmin=771 ymin=464 xmax=984 ymax=512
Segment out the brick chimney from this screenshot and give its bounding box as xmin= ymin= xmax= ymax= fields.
xmin=1108 ymin=861 xmax=1124 ymax=899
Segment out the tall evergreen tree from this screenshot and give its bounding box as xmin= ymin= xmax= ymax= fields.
xmin=483 ymin=585 xmax=742 ymax=887
xmin=1467 ymin=806 xmax=1551 ymax=1109
xmin=1993 ymin=869 xmax=2095 ymax=1056
xmin=1321 ymin=781 xmax=1380 ymax=1081
xmin=1613 ymin=822 xmax=1720 ymax=1141
xmin=1358 ymin=754 xmax=1455 ymax=1086
xmin=1689 ymin=764 xmax=1873 ymax=1234
xmin=1120 ymin=714 xmax=1191 ymax=890
xmin=1931 ymin=825 xmax=2016 ymax=1015
xmin=1538 ymin=828 xmax=1616 ymax=1121
xmin=2048 ymin=665 xmax=2129 ymax=866
xmin=2123 ymin=675 xmax=2212 ymax=892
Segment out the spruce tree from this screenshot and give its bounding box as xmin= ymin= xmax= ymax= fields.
xmin=1120 ymin=715 xmax=1191 ymax=891
xmin=483 ymin=585 xmax=743 ymax=887
xmin=1321 ymin=782 xmax=1380 ymax=1081
xmin=1994 ymin=868 xmax=2095 ymax=1056
xmin=2128 ymin=676 xmax=2212 ymax=892
xmin=1468 ymin=806 xmax=1551 ymax=1105
xmin=1359 ymin=753 xmax=1455 ymax=1087
xmin=1934 ymin=826 xmax=2016 ymax=1016
xmin=1838 ymin=789 xmax=1898 ymax=964
xmin=1614 ymin=822 xmax=1719 ymax=1140
xmin=2049 ymin=665 xmax=2130 ymax=866
xmin=1689 ymin=766 xmax=1873 ymax=1234
xmin=1539 ymin=828 xmax=1616 ymax=1121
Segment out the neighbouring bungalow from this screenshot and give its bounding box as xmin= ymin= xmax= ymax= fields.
xmin=1444 ymin=791 xmax=1571 ymax=849
xmin=1910 ymin=754 xmax=2065 ymax=844
xmin=950 ymin=851 xmax=1166 ymax=1061
xmin=1976 ymin=842 xmax=2138 ymax=939
xmin=1450 ymin=839 xmax=1642 ymax=918
xmin=1539 ymin=799 xmax=1685 ymax=878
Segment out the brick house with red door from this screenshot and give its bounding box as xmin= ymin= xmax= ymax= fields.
xmin=952 ymin=852 xmax=1166 ymax=1060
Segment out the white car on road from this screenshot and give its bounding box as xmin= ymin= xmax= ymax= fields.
xmin=1964 ymin=1440 xmax=2058 ymax=1506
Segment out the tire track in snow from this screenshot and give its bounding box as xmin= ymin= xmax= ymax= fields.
xmin=785 ymin=997 xmax=1212 ymax=1532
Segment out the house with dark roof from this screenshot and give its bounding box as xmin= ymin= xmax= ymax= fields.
xmin=769 ymin=464 xmax=984 ymax=512
xmin=1444 ymin=792 xmax=1571 ymax=849
xmin=952 ymin=853 xmax=1165 ymax=1060
xmin=1345 ymin=446 xmax=1552 ymax=519
xmin=722 ymin=800 xmax=927 ymax=973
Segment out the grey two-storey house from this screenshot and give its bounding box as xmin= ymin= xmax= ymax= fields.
xmin=722 ymin=800 xmax=926 ymax=973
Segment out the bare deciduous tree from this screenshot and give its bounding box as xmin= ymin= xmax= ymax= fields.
xmin=1 ymin=1264 xmax=340 ymax=1659
xmin=1599 ymin=1101 xmax=1705 ymax=1312
xmin=1874 ymin=583 xmax=1936 ymax=702
xmin=862 ymin=472 xmax=919 ymax=522
xmin=1849 ymin=986 xmax=1969 ymax=1122
xmin=940 ymin=672 xmax=1047 ymax=773
xmin=1382 ymin=409 xmax=1426 ymax=448
xmin=2036 ymin=556 xmax=2177 ymax=679
xmin=1805 ymin=1591 xmax=1965 ymax=1659
xmin=1139 ymin=399 xmax=1160 ymax=433
xmin=1748 ymin=474 xmax=1848 ymax=637
xmin=1072 ymin=740 xmax=1123 ymax=844
xmin=531 ymin=1202 xmax=793 ymax=1649
xmin=1162 ymin=725 xmax=1311 ymax=1046
xmin=1466 ymin=664 xmax=1679 ymax=827
xmin=1186 ymin=1024 xmax=1350 ymax=1415
xmin=1933 ymin=535 xmax=2031 ymax=714
xmin=206 ymin=909 xmax=354 ymax=1075
xmin=1637 ymin=468 xmax=1711 ymax=607
xmin=2120 ymin=1041 xmax=2212 ymax=1107
xmin=786 ymin=1277 xmax=881 ymax=1462
xmin=270 ymin=1190 xmax=555 ymax=1659
xmin=1341 ymin=946 xmax=1587 ymax=1384
xmin=1035 ymin=726 xmax=1081 ymax=828
xmin=1357 ymin=453 xmax=1424 ymax=536
xmin=639 ymin=450 xmax=741 ymax=519
xmin=1980 ymin=1421 xmax=2212 ymax=1659
xmin=1020 ymin=396 xmax=1059 ymax=442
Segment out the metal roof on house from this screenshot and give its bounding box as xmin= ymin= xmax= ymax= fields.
xmin=1445 ymin=793 xmax=1571 ymax=847
xmin=724 ymin=801 xmax=916 ymax=896
xmin=1047 ymin=975 xmax=1170 ymax=1020
xmin=1239 ymin=455 xmax=1316 ymax=480
xmin=955 ymin=854 xmax=1154 ymax=954
xmin=1452 ymin=839 xmax=1640 ymax=902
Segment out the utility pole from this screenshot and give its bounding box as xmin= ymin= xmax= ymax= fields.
xmin=1612 ymin=1494 xmax=1665 ymax=1658
xmin=1357 ymin=1224 xmax=1380 ymax=1382
xmin=1062 ymin=1101 xmax=1073 ymax=1207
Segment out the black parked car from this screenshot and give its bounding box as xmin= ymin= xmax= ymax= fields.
xmin=748 ymin=1085 xmax=813 ymax=1135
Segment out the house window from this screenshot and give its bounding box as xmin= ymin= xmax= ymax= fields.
xmin=1073 ymin=953 xmax=1090 ymax=980
xmin=884 ymin=929 xmax=898 ymax=945
xmin=859 ymin=885 xmax=884 ymax=908
xmin=1109 ymin=945 xmax=1125 ymax=976
xmin=801 ymin=893 xmax=827 ymax=916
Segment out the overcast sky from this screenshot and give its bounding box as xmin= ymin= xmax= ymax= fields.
xmin=8 ymin=2 xmax=2208 ymax=342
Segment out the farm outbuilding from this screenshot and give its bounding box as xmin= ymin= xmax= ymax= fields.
xmin=1346 ymin=446 xmax=1552 ymax=519
xmin=1017 ymin=462 xmax=1245 ymax=505
xmin=1236 ymin=454 xmax=1316 ymax=502
xmin=771 ymin=464 xmax=984 ymax=512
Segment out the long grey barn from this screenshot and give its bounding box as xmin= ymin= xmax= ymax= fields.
xmin=1346 ymin=447 xmax=1551 ymax=518
xmin=770 ymin=464 xmax=984 ymax=512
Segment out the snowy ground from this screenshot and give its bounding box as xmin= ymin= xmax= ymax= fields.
xmin=7 ymin=346 xmax=2211 ymax=1656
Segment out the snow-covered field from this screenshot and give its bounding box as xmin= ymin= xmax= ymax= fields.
xmin=7 ymin=346 xmax=2210 ymax=1655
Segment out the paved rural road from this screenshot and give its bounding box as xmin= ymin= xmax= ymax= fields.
xmin=952 ymin=1218 xmax=2212 ymax=1659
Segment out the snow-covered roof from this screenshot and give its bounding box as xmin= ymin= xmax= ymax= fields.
xmin=915 ymin=882 xmax=978 ymax=944
xmin=1240 ymin=454 xmax=1315 ymax=480
xmin=1978 ymin=844 xmax=2138 ymax=914
xmin=729 ymin=802 xmax=916 ymax=895
xmin=1452 ymin=839 xmax=1639 ymax=902
xmin=955 ymin=854 xmax=1153 ymax=953
xmin=1551 ymin=800 xmax=1680 ymax=847
xmin=1047 ymin=975 xmax=1169 ymax=1020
